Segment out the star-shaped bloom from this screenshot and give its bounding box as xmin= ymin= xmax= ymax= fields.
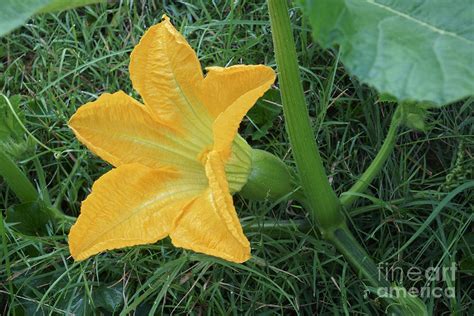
xmin=68 ymin=16 xmax=275 ymax=263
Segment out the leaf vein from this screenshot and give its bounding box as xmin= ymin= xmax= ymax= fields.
xmin=366 ymin=0 xmax=473 ymax=44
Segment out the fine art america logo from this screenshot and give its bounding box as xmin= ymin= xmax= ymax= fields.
xmin=375 ymin=262 xmax=456 ymax=298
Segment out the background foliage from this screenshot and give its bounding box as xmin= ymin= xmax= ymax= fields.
xmin=1 ymin=0 xmax=472 ymax=314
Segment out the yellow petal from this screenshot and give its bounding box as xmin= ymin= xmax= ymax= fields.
xmin=225 ymin=134 xmax=252 ymax=193
xmin=170 ymin=150 xmax=250 ymax=263
xmin=69 ymin=91 xmax=205 ymax=174
xmin=129 ymin=16 xmax=212 ymax=139
xmin=69 ymin=164 xmax=205 ymax=261
xmin=201 ymin=65 xmax=276 ymax=118
xmin=210 ymin=66 xmax=275 ymax=160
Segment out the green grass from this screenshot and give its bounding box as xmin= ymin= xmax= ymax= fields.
xmin=1 ymin=1 xmax=473 ymax=314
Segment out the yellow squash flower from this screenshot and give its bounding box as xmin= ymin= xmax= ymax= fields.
xmin=68 ymin=16 xmax=275 ymax=263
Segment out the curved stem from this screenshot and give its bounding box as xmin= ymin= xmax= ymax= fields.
xmin=268 ymin=0 xmax=343 ymax=229
xmin=0 ymin=150 xmax=38 ymax=203
xmin=340 ymin=106 xmax=403 ymax=209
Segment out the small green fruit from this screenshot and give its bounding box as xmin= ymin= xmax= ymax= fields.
xmin=239 ymin=149 xmax=294 ymax=201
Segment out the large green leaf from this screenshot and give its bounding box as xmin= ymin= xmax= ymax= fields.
xmin=38 ymin=0 xmax=103 ymax=13
xmin=302 ymin=0 xmax=474 ymax=106
xmin=0 ymin=0 xmax=103 ymax=37
xmin=0 ymin=0 xmax=49 ymax=36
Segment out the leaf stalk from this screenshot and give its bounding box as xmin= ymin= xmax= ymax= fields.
xmin=341 ymin=105 xmax=403 ymax=208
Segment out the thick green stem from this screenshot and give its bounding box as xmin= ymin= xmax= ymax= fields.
xmin=268 ymin=2 xmax=405 ymax=312
xmin=268 ymin=0 xmax=343 ymax=229
xmin=267 ymin=0 xmax=382 ymax=285
xmin=0 ymin=150 xmax=38 ymax=203
xmin=340 ymin=106 xmax=403 ymax=209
